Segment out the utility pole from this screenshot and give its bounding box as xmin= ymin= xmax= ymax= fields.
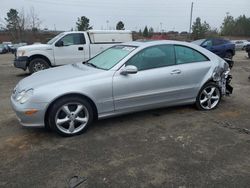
xmin=189 ymin=2 xmax=194 ymax=36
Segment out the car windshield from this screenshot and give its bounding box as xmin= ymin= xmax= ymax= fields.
xmin=192 ymin=39 xmax=206 ymax=46
xmin=87 ymin=45 xmax=137 ymax=70
xmin=47 ymin=33 xmax=65 ymax=45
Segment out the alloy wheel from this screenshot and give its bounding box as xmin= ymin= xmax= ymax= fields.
xmin=199 ymin=86 xmax=220 ymax=110
xmin=55 ymin=103 xmax=89 ymax=134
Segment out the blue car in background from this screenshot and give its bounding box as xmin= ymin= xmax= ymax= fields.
xmin=192 ymin=38 xmax=235 ymax=59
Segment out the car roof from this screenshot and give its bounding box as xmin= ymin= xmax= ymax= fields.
xmin=121 ymin=40 xmax=191 ymax=48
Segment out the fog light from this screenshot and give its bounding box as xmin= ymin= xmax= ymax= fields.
xmin=25 ymin=109 xmax=38 ymax=115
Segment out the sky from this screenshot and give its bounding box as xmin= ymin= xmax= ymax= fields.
xmin=0 ymin=0 xmax=250 ymax=32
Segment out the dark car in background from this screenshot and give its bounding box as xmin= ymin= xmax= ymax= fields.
xmin=0 ymin=44 xmax=8 ymax=54
xmin=192 ymin=38 xmax=235 ymax=59
xmin=246 ymin=44 xmax=250 ymax=58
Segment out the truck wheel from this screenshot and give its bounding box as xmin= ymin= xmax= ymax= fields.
xmin=225 ymin=51 xmax=233 ymax=59
xmin=28 ymin=58 xmax=50 ymax=73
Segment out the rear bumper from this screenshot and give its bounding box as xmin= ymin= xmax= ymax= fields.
xmin=245 ymin=45 xmax=250 ymax=52
xmin=14 ymin=56 xmax=29 ymax=70
xmin=232 ymin=49 xmax=235 ymax=56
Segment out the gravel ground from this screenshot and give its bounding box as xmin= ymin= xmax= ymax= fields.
xmin=0 ymin=51 xmax=250 ymax=188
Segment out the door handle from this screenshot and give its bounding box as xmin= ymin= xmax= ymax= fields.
xmin=78 ymin=47 xmax=84 ymax=51
xmin=170 ymin=70 xmax=181 ymax=75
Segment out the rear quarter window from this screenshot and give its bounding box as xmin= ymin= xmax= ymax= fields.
xmin=175 ymin=45 xmax=209 ymax=64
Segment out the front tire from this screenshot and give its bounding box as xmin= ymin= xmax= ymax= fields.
xmin=196 ymin=82 xmax=221 ymax=110
xmin=48 ymin=96 xmax=94 ymax=136
xmin=28 ymin=58 xmax=50 ymax=74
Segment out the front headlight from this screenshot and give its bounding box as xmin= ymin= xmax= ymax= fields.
xmin=17 ymin=50 xmax=26 ymax=57
xmin=16 ymin=89 xmax=33 ymax=104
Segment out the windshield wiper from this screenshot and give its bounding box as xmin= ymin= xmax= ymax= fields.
xmin=83 ymin=62 xmax=106 ymax=70
xmin=84 ymin=62 xmax=98 ymax=68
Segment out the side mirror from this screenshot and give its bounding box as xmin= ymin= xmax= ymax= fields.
xmin=120 ymin=65 xmax=138 ymax=75
xmin=201 ymin=44 xmax=207 ymax=48
xmin=55 ymin=40 xmax=64 ymax=47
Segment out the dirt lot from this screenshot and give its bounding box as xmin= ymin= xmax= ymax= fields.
xmin=0 ymin=52 xmax=250 ymax=188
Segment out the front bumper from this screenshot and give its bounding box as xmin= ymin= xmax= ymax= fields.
xmin=14 ymin=56 xmax=29 ymax=70
xmin=11 ymin=96 xmax=48 ymax=127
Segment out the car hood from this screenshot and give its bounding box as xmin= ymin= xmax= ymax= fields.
xmin=17 ymin=63 xmax=104 ymax=91
xmin=18 ymin=43 xmax=52 ymax=51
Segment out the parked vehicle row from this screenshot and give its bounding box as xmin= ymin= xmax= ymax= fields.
xmin=14 ymin=30 xmax=133 ymax=73
xmin=0 ymin=44 xmax=8 ymax=54
xmin=0 ymin=42 xmax=27 ymax=54
xmin=231 ymin=39 xmax=250 ymax=50
xmin=11 ymin=40 xmax=233 ymax=136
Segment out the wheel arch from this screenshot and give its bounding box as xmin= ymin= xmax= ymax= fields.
xmin=196 ymin=77 xmax=217 ymax=96
xmin=28 ymin=54 xmax=52 ymax=67
xmin=44 ymin=93 xmax=98 ymax=128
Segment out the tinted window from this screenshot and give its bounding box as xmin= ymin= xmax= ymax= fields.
xmin=212 ymin=39 xmax=225 ymax=46
xmin=60 ymin=33 xmax=85 ymax=45
xmin=175 ymin=45 xmax=209 ymax=64
xmin=126 ymin=45 xmax=175 ymax=71
xmin=192 ymin=39 xmax=206 ymax=46
xmin=202 ymin=40 xmax=212 ymax=47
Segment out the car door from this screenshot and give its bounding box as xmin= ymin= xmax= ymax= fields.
xmin=113 ymin=44 xmax=181 ymax=111
xmin=53 ymin=33 xmax=86 ymax=65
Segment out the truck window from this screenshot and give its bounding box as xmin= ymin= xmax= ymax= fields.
xmin=60 ymin=33 xmax=86 ymax=46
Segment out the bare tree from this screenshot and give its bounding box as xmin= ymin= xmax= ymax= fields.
xmin=29 ymin=7 xmax=42 ymax=31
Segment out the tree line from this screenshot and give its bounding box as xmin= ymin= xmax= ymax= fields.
xmin=192 ymin=13 xmax=250 ymax=39
xmin=1 ymin=8 xmax=250 ymax=42
xmin=1 ymin=8 xmax=41 ymax=42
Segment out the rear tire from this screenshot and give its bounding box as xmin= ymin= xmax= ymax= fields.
xmin=28 ymin=58 xmax=50 ymax=74
xmin=196 ymin=82 xmax=221 ymax=110
xmin=47 ymin=96 xmax=94 ymax=136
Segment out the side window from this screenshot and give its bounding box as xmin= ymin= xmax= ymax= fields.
xmin=126 ymin=45 xmax=175 ymax=71
xmin=212 ymin=39 xmax=224 ymax=46
xmin=175 ymin=45 xmax=209 ymax=64
xmin=202 ymin=40 xmax=212 ymax=47
xmin=60 ymin=33 xmax=85 ymax=46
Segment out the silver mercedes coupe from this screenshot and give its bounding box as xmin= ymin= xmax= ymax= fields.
xmin=11 ymin=40 xmax=232 ymax=136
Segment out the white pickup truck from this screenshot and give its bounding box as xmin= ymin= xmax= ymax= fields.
xmin=14 ymin=30 xmax=132 ymax=73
